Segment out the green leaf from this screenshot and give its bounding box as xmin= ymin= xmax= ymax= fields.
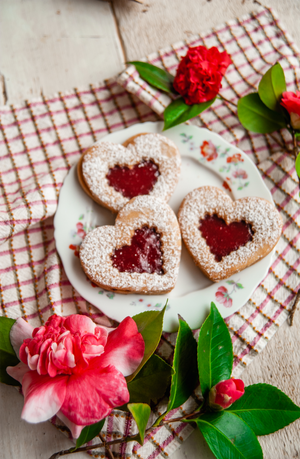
xmin=0 ymin=317 xmax=20 ymax=385
xmin=258 ymin=63 xmax=286 ymax=112
xmin=163 ymin=97 xmax=215 ymax=131
xmin=295 ymin=151 xmax=300 ymax=179
xmin=195 ymin=411 xmax=263 ymax=459
xmin=127 ymin=354 xmax=172 ymax=405
xmin=228 ymin=383 xmax=300 ymax=436
xmin=236 ymin=283 xmax=244 ymax=289
xmin=129 ymin=61 xmax=174 ymax=93
xmin=128 ymin=306 xmax=166 ymax=382
xmin=128 ymin=403 xmax=151 ymax=445
xmin=198 ymin=303 xmax=233 ymax=398
xmin=237 ymin=93 xmax=287 ymax=133
xmin=75 ymin=419 xmax=105 ymax=449
xmin=167 ymin=317 xmax=198 ymax=411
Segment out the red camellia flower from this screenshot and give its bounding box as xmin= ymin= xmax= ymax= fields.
xmin=7 ymin=314 xmax=144 ymax=438
xmin=209 ymin=378 xmax=245 ymax=410
xmin=280 ymin=91 xmax=300 ymax=129
xmin=173 ymin=46 xmax=232 ymax=105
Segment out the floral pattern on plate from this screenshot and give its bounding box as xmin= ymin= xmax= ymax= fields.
xmin=180 ymin=133 xmax=249 ymax=192
xmin=215 ymin=280 xmax=244 ymax=308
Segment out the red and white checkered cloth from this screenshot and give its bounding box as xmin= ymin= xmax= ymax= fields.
xmin=1 ymin=5 xmax=300 ymax=458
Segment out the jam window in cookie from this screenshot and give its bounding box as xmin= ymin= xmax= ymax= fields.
xmin=111 ymin=226 xmax=164 ymax=274
xmin=199 ymin=214 xmax=253 ymax=262
xmin=106 ymin=160 xmax=160 ymax=199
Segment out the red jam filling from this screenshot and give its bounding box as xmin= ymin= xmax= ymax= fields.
xmin=111 ymin=226 xmax=163 ymax=274
xmin=199 ymin=214 xmax=253 ymax=262
xmin=106 ymin=161 xmax=160 ymax=199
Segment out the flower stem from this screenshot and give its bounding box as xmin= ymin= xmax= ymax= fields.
xmin=290 ymin=290 xmax=300 ymax=326
xmin=291 ymin=129 xmax=299 ymax=159
xmin=99 ymin=432 xmax=115 ymax=459
xmin=48 ymin=407 xmax=205 ymax=459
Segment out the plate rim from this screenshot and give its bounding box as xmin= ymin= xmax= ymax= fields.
xmin=54 ymin=121 xmax=275 ymax=331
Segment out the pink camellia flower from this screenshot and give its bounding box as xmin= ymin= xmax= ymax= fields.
xmin=209 ymin=378 xmax=245 ymax=410
xmin=215 ymin=286 xmax=232 ymax=308
xmin=280 ymin=91 xmax=300 ymax=129
xmin=7 ymin=314 xmax=144 ymax=438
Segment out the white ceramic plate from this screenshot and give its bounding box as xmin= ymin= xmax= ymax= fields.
xmin=54 ymin=122 xmax=274 ymax=332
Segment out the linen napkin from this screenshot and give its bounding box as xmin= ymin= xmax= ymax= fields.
xmin=0 ymin=5 xmax=299 ymax=458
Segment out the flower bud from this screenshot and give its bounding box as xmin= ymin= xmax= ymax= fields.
xmin=208 ymin=378 xmax=245 ymax=410
xmin=280 ymin=91 xmax=300 ymax=129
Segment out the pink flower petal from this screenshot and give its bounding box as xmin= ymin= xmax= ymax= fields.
xmin=6 ymin=362 xmax=29 ymax=384
xmin=21 ymin=371 xmax=67 ymax=423
xmin=99 ymin=317 xmax=144 ymax=377
xmin=64 ymin=315 xmax=97 ymax=336
xmin=10 ymin=318 xmax=34 ymax=356
xmin=60 ymin=363 xmax=129 ymax=426
xmin=56 ymin=411 xmax=85 ymax=439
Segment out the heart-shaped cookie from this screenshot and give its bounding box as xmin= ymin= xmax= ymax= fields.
xmin=178 ymin=186 xmax=282 ymax=282
xmin=77 ymin=133 xmax=181 ymax=212
xmin=79 ymin=195 xmax=181 ymax=294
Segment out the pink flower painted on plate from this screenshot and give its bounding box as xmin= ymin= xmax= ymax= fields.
xmin=232 ymin=169 xmax=248 ymax=180
xmin=7 ymin=314 xmax=144 ymax=439
xmin=200 ymin=140 xmax=218 ymax=161
xmin=215 ymin=286 xmax=232 ymax=308
xmin=76 ymin=222 xmax=86 ymax=240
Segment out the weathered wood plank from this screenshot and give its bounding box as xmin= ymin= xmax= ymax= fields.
xmin=0 ymin=0 xmax=125 ymax=104
xmin=113 ymin=0 xmax=300 ymax=61
xmin=0 ymin=384 xmax=87 ymax=459
xmin=1 ymin=0 xmax=300 ymax=458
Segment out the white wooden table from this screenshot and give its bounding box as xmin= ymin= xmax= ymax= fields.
xmin=1 ymin=1 xmax=300 ymax=458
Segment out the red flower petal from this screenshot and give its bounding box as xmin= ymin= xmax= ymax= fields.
xmin=60 ymin=364 xmax=129 ymax=426
xmin=99 ymin=316 xmax=144 ymax=377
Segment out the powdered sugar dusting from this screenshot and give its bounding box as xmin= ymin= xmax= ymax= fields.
xmin=82 ymin=133 xmax=181 ymax=212
xmin=178 ymin=186 xmax=282 ymax=281
xmin=80 ymin=196 xmax=181 ymax=294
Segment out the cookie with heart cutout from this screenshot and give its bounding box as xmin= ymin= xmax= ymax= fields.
xmin=77 ymin=133 xmax=181 ymax=213
xmin=178 ymin=186 xmax=282 ymax=282
xmin=79 ymin=195 xmax=181 ymax=294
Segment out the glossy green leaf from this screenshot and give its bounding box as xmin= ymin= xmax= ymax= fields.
xmin=128 ymin=306 xmax=166 ymax=382
xmin=258 ymin=63 xmax=287 ymax=111
xmin=0 ymin=317 xmax=20 ymax=385
xmin=163 ymin=97 xmax=215 ymax=131
xmin=75 ymin=419 xmax=105 ymax=449
xmin=128 ymin=403 xmax=151 ymax=445
xmin=129 ymin=61 xmax=174 ymax=93
xmin=127 ymin=354 xmax=172 ymax=405
xmin=198 ymin=303 xmax=233 ymax=398
xmin=167 ymin=317 xmax=198 ymax=411
xmin=295 ymin=151 xmax=300 ymax=179
xmin=228 ymin=383 xmax=300 ymax=436
xmin=195 ymin=411 xmax=263 ymax=459
xmin=237 ymin=93 xmax=287 ymax=133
